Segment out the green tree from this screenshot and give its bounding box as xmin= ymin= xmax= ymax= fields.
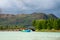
xmin=32 ymin=19 xmax=47 ymax=30
xmin=36 ymin=20 xmax=42 ymax=30
xmin=56 ymin=19 xmax=60 ymax=30
xmin=46 ymin=19 xmax=54 ymax=30
xmin=32 ymin=20 xmax=36 ymax=27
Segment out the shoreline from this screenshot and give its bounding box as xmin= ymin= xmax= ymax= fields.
xmin=0 ymin=30 xmax=60 ymax=32
xmin=36 ymin=29 xmax=60 ymax=32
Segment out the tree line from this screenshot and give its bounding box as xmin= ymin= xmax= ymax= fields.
xmin=0 ymin=18 xmax=60 ymax=31
xmin=0 ymin=25 xmax=25 ymax=30
xmin=32 ymin=18 xmax=60 ymax=30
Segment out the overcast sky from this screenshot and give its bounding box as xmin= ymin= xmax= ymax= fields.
xmin=0 ymin=0 xmax=60 ymax=17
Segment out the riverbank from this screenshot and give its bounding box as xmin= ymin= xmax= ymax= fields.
xmin=35 ymin=29 xmax=60 ymax=32
xmin=0 ymin=29 xmax=60 ymax=32
xmin=0 ymin=30 xmax=60 ymax=32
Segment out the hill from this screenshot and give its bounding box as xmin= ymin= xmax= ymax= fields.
xmin=0 ymin=13 xmax=58 ymax=26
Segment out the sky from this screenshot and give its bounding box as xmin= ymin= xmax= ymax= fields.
xmin=0 ymin=0 xmax=60 ymax=17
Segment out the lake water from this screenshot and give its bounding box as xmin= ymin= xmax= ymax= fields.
xmin=0 ymin=31 xmax=60 ymax=40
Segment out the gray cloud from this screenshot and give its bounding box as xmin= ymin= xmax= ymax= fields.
xmin=0 ymin=0 xmax=60 ymax=17
xmin=0 ymin=0 xmax=56 ymax=10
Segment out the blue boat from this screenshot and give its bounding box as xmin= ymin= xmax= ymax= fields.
xmin=21 ymin=29 xmax=32 ymax=32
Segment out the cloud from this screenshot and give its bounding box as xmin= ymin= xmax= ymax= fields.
xmin=0 ymin=0 xmax=56 ymax=10
xmin=0 ymin=0 xmax=12 ymax=8
xmin=22 ymin=0 xmax=55 ymax=10
xmin=0 ymin=0 xmax=60 ymax=17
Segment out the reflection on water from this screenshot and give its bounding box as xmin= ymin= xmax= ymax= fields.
xmin=0 ymin=31 xmax=60 ymax=40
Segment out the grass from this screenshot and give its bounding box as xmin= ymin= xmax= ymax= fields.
xmin=35 ymin=29 xmax=60 ymax=32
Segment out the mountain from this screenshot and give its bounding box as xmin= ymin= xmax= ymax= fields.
xmin=0 ymin=13 xmax=58 ymax=26
xmin=48 ymin=14 xmax=58 ymax=19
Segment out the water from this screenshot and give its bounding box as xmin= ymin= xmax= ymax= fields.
xmin=0 ymin=31 xmax=60 ymax=40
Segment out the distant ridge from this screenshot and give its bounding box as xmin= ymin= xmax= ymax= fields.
xmin=0 ymin=13 xmax=58 ymax=26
